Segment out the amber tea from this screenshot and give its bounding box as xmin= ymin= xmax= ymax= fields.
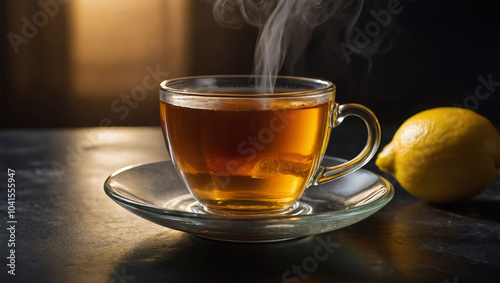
xmin=161 ymin=97 xmax=331 ymax=214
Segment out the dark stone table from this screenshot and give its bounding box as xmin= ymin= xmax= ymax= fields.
xmin=0 ymin=126 xmax=499 ymax=282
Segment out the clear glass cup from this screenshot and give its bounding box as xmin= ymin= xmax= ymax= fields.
xmin=160 ymin=75 xmax=380 ymax=216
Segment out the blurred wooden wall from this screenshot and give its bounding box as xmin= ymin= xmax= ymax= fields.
xmin=0 ymin=0 xmax=255 ymax=128
xmin=1 ymin=0 xmax=72 ymax=127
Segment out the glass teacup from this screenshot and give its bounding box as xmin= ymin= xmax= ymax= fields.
xmin=160 ymin=76 xmax=380 ymax=216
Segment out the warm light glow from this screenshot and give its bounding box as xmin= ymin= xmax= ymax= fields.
xmin=69 ymin=0 xmax=191 ymax=97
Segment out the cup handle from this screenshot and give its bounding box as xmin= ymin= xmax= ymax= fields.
xmin=313 ymin=103 xmax=381 ymax=185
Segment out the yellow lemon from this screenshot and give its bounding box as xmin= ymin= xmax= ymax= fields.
xmin=376 ymin=107 xmax=500 ymax=203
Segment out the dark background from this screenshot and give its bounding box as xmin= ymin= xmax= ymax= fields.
xmin=1 ymin=0 xmax=499 ymax=128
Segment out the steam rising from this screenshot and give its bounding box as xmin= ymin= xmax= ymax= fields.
xmin=212 ymin=0 xmax=388 ymax=92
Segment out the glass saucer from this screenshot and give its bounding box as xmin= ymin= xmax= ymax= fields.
xmin=104 ymin=156 xmax=394 ymax=242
